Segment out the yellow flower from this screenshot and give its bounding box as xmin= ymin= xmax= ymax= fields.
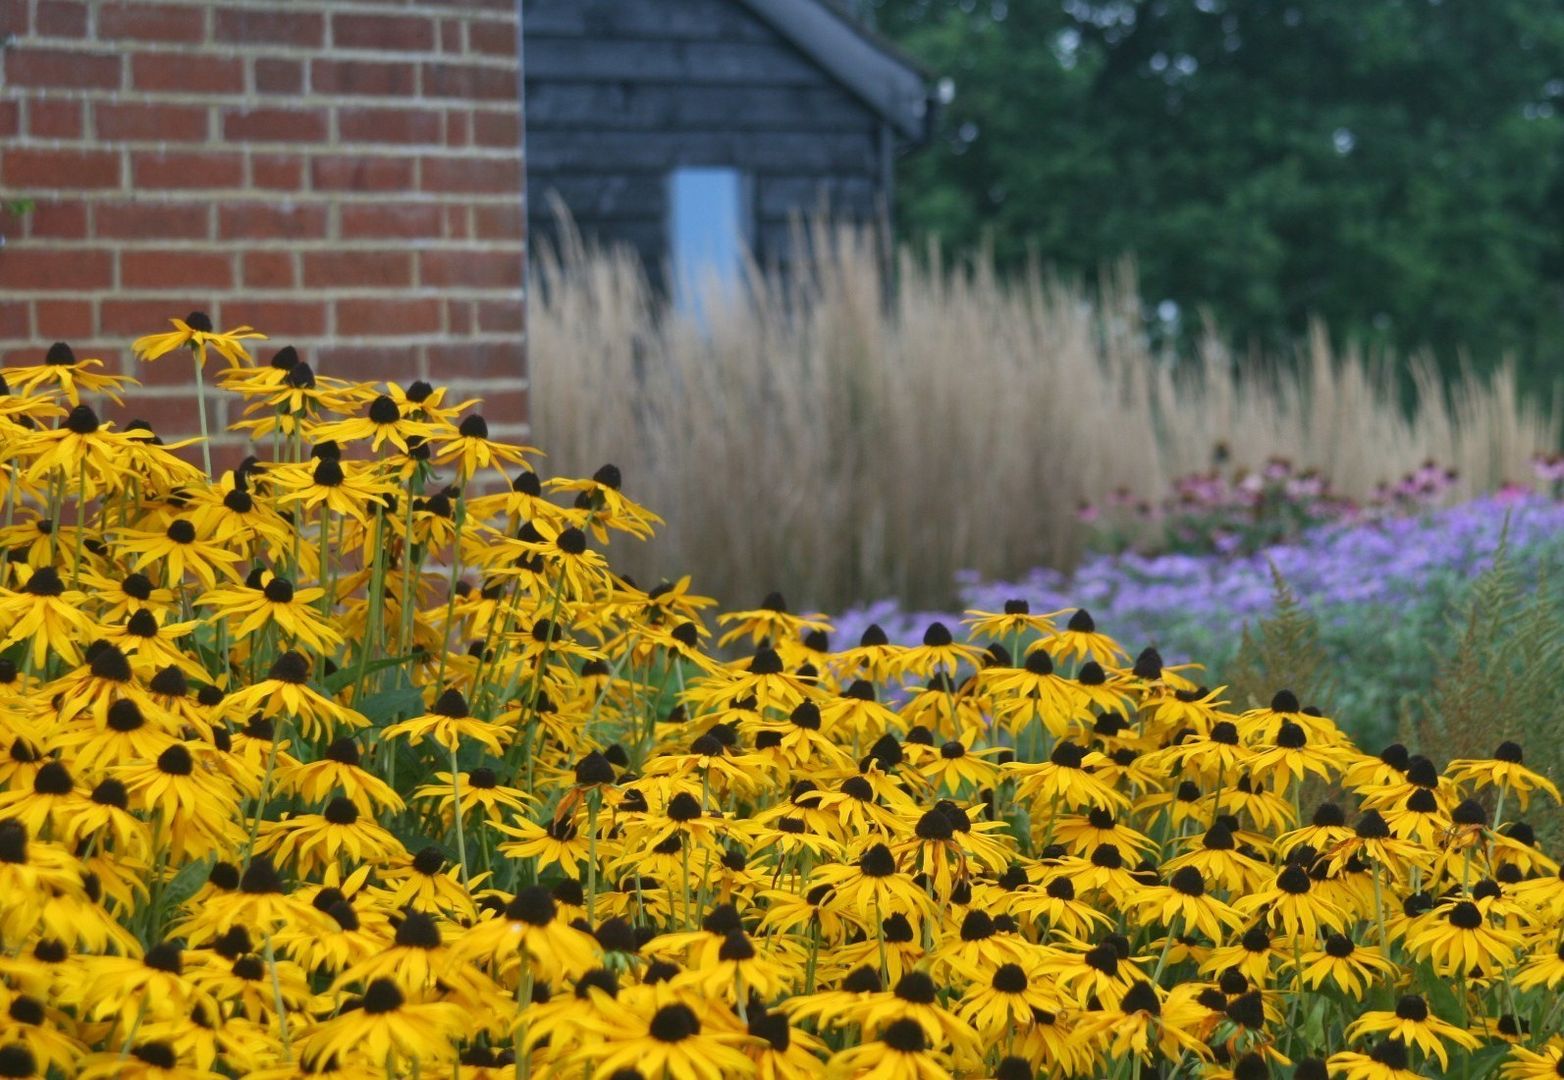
xmin=2 ymin=341 xmax=135 ymax=405
xmin=133 ymin=312 xmax=265 ymax=368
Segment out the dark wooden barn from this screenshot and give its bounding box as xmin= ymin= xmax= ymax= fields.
xmin=521 ymin=0 xmax=936 ymax=300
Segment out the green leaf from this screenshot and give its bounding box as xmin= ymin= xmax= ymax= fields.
xmin=356 ymin=686 xmax=425 ymax=726
xmin=163 ymin=856 xmax=213 ymax=910
xmin=1418 ymin=960 xmax=1465 ymax=1024
xmin=323 ymin=654 xmax=416 ymax=695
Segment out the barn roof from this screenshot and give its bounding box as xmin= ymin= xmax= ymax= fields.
xmin=734 ymin=0 xmax=935 ymax=141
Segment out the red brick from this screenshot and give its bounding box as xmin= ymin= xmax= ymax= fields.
xmin=445 ymin=110 xmax=470 ymax=148
xmin=473 ymin=204 xmax=524 ymax=238
xmin=427 ymin=342 xmax=524 ymax=378
xmin=0 ymin=101 xmax=17 ymax=139
xmin=219 ymin=301 xmax=326 ymax=337
xmin=338 ymin=106 xmax=441 ymax=145
xmin=423 ymin=62 xmax=516 ymax=101
xmin=242 ymin=251 xmax=295 ymax=289
xmin=470 ymin=385 xmax=529 ymax=422
xmin=95 ymin=201 xmax=210 ymax=240
xmin=468 ymin=19 xmax=516 ymax=56
xmin=254 ymin=58 xmax=303 ymax=94
xmin=121 ymin=249 xmax=233 ymax=290
xmin=311 ymin=58 xmax=416 ymax=97
xmin=0 ymin=303 xmax=30 ymax=340
xmin=35 ymin=1 xmax=87 ymax=37
xmin=310 ymin=154 xmax=415 ymax=192
xmin=98 ymin=2 xmax=206 ymax=43
xmin=446 ymin=298 xmax=473 ymax=334
xmin=33 ymin=300 xmax=91 ymax=338
xmin=27 ymin=99 xmax=82 ymax=139
xmin=304 ymin=251 xmax=413 ymax=289
xmin=214 ymin=8 xmax=322 ymax=47
xmin=477 ymin=299 xmax=524 ymax=335
xmin=218 ymin=203 xmax=328 ymax=240
xmin=96 ymin=102 xmax=209 ymax=142
xmin=473 ymin=110 xmax=519 ymax=147
xmin=438 ymin=19 xmax=462 ymax=52
xmin=6 ymin=46 xmax=120 ymax=89
xmin=132 ymin=350 xmax=224 ymax=389
xmin=250 ymin=155 xmax=304 ymax=191
xmin=0 ymin=249 xmax=113 ymax=291
xmin=333 ymin=13 xmax=434 ymax=51
xmin=442 ymin=204 xmax=470 ymax=240
xmin=132 ymin=53 xmax=242 ymax=94
xmin=222 ymin=108 xmax=327 ymax=143
xmin=22 ymin=201 xmax=88 ymax=240
xmin=340 ymin=202 xmax=442 ymax=239
xmin=421 ymin=250 xmax=521 ymax=289
xmin=314 ymin=344 xmax=419 ymax=382
xmin=115 ymin=394 xmax=203 ymax=438
xmin=3 ymin=148 xmax=120 ymax=189
xmin=336 ymin=297 xmax=441 ymax=336
xmin=132 ymin=151 xmax=243 ymax=190
xmin=421 ymin=156 xmax=519 ymax=194
xmin=0 ymin=0 xmax=27 ymax=37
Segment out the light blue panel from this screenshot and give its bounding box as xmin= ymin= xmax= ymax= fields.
xmin=668 ymin=167 xmax=747 ymax=316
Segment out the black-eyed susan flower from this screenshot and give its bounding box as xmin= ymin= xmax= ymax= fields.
xmin=431 ymin=413 xmax=537 ymax=482
xmin=1296 ymin=933 xmax=1400 ymax=999
xmin=198 ymin=572 xmax=342 ymax=653
xmin=2 ymin=342 xmax=134 ymax=406
xmin=1344 ymin=995 xmax=1482 ymax=1070
xmin=298 ymin=977 xmax=465 ymax=1070
xmin=217 ymin=651 xmax=366 ymax=742
xmin=134 ymin=313 xmax=264 ymax=368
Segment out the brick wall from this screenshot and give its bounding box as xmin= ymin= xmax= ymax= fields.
xmin=0 ymin=0 xmax=527 ymax=454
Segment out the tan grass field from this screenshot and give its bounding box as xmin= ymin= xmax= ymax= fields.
xmin=530 ymin=221 xmax=1558 ymax=610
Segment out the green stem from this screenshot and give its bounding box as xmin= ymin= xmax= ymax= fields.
xmin=193 ymin=346 xmax=213 ymax=477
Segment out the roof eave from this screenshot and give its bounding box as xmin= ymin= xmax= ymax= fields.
xmin=735 ymin=0 xmax=934 ymax=142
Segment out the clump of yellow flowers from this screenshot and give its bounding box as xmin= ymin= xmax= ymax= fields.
xmin=0 ymin=318 xmax=1558 ymax=1080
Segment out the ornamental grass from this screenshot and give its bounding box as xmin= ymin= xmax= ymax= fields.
xmin=529 ymin=224 xmax=1558 ymax=610
xmin=0 ymin=320 xmax=1560 ymax=1080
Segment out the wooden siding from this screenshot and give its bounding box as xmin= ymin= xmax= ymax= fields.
xmin=523 ymin=0 xmax=885 ymax=281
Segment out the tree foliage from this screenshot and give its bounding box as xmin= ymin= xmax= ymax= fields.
xmin=870 ymin=0 xmax=1564 ymax=387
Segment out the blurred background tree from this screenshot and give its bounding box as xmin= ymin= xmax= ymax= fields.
xmin=868 ymin=0 xmax=1564 ymax=391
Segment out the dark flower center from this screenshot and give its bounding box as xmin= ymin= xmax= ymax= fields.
xmin=1277 ymin=865 xmax=1311 ymax=894
xmin=894 ymin=971 xmax=937 ymax=1004
xmin=362 ymin=979 xmax=404 ymax=1015
xmin=23 ymin=567 xmax=65 ymax=597
xmin=881 ymin=1018 xmax=926 ymax=1053
xmin=367 ymin=396 xmax=400 ymax=425
xmin=269 ymin=651 xmax=310 ymax=684
xmin=1447 ymin=901 xmax=1483 ymax=929
xmin=156 ymin=745 xmax=194 ymax=776
xmin=992 ymin=963 xmax=1029 ymax=994
xmin=1395 ymin=995 xmax=1429 ymax=1021
xmin=648 ymin=1003 xmax=699 ymax=1043
xmin=458 ymin=414 xmax=490 ymax=439
xmin=1120 ymin=980 xmax=1160 ymax=1015
xmin=323 ymin=798 xmax=358 ymax=826
xmin=132 ymin=1042 xmax=177 ymax=1069
xmin=666 ymin=792 xmax=701 ymax=822
xmin=1169 ymin=866 xmax=1204 ymax=896
xmin=32 ymin=762 xmax=71 ymax=796
xmin=394 ymin=911 xmax=441 ymax=949
xmin=65 ymin=405 xmax=100 ymax=434
xmin=506 ymin=886 xmax=556 ymax=927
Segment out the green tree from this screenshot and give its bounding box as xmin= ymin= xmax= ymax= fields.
xmin=872 ymin=0 xmax=1564 ymax=391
